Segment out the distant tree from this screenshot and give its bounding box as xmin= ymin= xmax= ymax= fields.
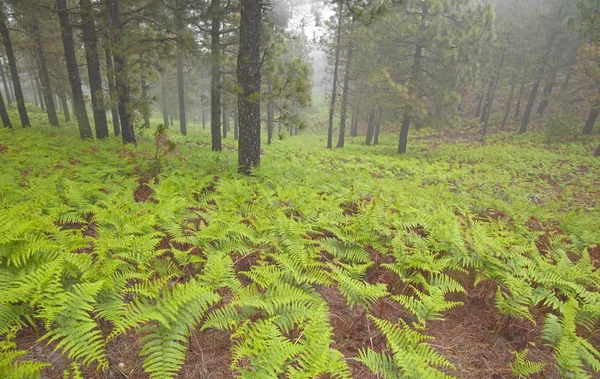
xmin=0 ymin=6 xmax=30 ymax=127
xmin=57 ymin=0 xmax=93 ymax=138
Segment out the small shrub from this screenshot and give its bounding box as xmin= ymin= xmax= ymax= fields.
xmin=544 ymin=111 xmax=579 ymax=143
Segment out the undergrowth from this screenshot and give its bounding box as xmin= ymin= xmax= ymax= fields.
xmin=0 ymin=120 xmax=599 ymax=378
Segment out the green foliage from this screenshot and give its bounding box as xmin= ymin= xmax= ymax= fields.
xmin=0 ymin=329 xmax=50 ymax=378
xmin=544 ymin=110 xmax=580 ymax=143
xmin=1 ymin=121 xmax=599 ymax=378
xmin=511 ymin=349 xmax=545 ymax=378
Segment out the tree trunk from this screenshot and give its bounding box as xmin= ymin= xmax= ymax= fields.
xmin=289 ymin=123 xmax=293 ymax=136
xmin=518 ymin=67 xmax=543 ymax=134
xmin=104 ymin=45 xmax=120 ymax=135
xmin=0 ymin=14 xmax=30 ymax=127
xmin=222 ymin=107 xmax=228 ymax=138
xmin=561 ymin=71 xmax=571 ymax=92
xmin=211 ymin=0 xmax=222 ymax=151
xmin=161 ymin=72 xmax=169 ymax=127
xmin=399 ymin=42 xmax=423 ymax=154
xmin=501 ymin=72 xmax=517 ymax=130
xmin=514 ymin=78 xmax=525 ymax=119
xmin=475 ymin=93 xmax=483 ymax=118
xmin=373 ymin=108 xmax=382 ymax=145
xmin=337 ymin=36 xmax=353 ymax=148
xmin=267 ymin=96 xmax=274 ymax=145
xmin=482 ymin=46 xmax=507 ymax=136
xmin=480 ymin=78 xmax=494 ymax=123
xmin=80 ymin=0 xmax=108 ymax=138
xmin=59 ymin=89 xmax=70 ymax=122
xmin=233 ymin=109 xmax=238 ymax=140
xmin=57 ymin=0 xmax=92 ymax=138
xmin=0 ymin=86 xmax=11 ymax=127
xmin=30 ymin=76 xmax=39 ymax=107
xmin=108 ymin=0 xmax=135 ymax=144
xmin=237 ymin=0 xmax=261 ymax=173
xmin=141 ymin=79 xmax=150 ymax=129
xmin=177 ymin=53 xmax=186 ymax=135
xmin=582 ymin=107 xmax=598 ymax=135
xmin=0 ymin=57 xmax=11 ymax=106
xmin=202 ymin=102 xmax=206 ymax=129
xmin=595 ymin=143 xmax=600 ymax=157
xmin=537 ymin=70 xmax=556 ymax=117
xmin=32 ymin=19 xmax=58 ymax=126
xmin=35 ymin=76 xmax=45 ymax=111
xmin=327 ymin=2 xmax=343 ymax=149
xmin=365 ymin=110 xmax=374 ymax=146
xmin=350 ymin=110 xmax=357 ymax=137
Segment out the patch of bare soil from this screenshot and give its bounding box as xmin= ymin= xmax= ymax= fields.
xmin=426 ymin=299 xmax=558 ymax=379
xmin=0 ymin=144 xmax=7 ymax=154
xmin=134 ymin=177 xmax=157 ymax=203
xmin=181 ymin=328 xmax=233 ymax=379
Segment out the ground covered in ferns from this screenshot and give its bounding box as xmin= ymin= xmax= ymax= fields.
xmin=1 ymin=119 xmax=600 ymax=379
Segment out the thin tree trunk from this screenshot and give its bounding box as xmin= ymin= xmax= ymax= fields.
xmin=0 ymin=15 xmax=30 ymax=127
xmin=104 ymin=45 xmax=120 ymax=135
xmin=399 ymin=41 xmax=423 ymax=154
xmin=57 ymin=0 xmax=93 ymax=139
xmin=518 ymin=68 xmax=543 ymax=134
xmin=59 ymin=89 xmax=70 ymax=122
xmin=0 ymin=57 xmax=11 ymax=106
xmin=365 ymin=110 xmax=374 ymax=146
xmin=267 ymin=95 xmax=273 ymax=145
xmin=141 ymin=79 xmax=150 ymax=129
xmin=80 ymin=0 xmax=108 ymax=138
xmin=537 ymin=70 xmax=556 ymax=117
xmin=582 ymin=107 xmax=598 ymax=135
xmin=501 ymin=72 xmax=517 ymax=130
xmin=350 ymin=110 xmax=357 ymax=137
xmin=177 ymin=53 xmax=186 ymax=135
xmin=108 ymin=0 xmax=135 ymax=144
xmin=202 ymin=102 xmax=206 ymax=129
xmin=35 ymin=76 xmax=45 ymax=111
xmin=475 ymin=93 xmax=483 ymax=118
xmin=237 ymin=0 xmax=261 ymax=173
xmin=480 ymin=78 xmax=494 ymax=123
xmin=337 ymin=35 xmax=353 ymax=148
xmin=327 ymin=2 xmax=343 ymax=149
xmin=32 ymin=19 xmax=59 ymax=126
xmin=595 ymin=143 xmax=600 ymax=156
xmin=514 ymin=79 xmax=525 ymax=119
xmin=222 ymin=107 xmax=228 ymax=138
xmin=161 ymin=72 xmax=169 ymax=127
xmin=289 ymin=123 xmax=293 ymax=136
xmin=211 ymin=0 xmax=222 ymax=151
xmin=0 ymin=86 xmax=11 ymax=127
xmin=30 ymin=76 xmax=39 ymax=107
xmin=233 ymin=109 xmax=238 ymax=140
xmin=373 ymin=108 xmax=382 ymax=145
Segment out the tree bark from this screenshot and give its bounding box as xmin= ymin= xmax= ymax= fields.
xmin=582 ymin=107 xmax=598 ymax=135
xmin=57 ymin=0 xmax=92 ymax=138
xmin=0 ymin=57 xmax=11 ymax=106
xmin=58 ymin=88 xmax=70 ymax=122
xmin=501 ymin=72 xmax=517 ymax=130
xmin=0 ymin=86 xmax=11 ymax=127
xmin=0 ymin=14 xmax=30 ymax=127
xmin=327 ymin=2 xmax=343 ymax=149
xmin=350 ymin=110 xmax=357 ymax=137
xmin=108 ymin=0 xmax=135 ymax=144
xmin=177 ymin=53 xmax=186 ymax=135
xmin=211 ymin=0 xmax=222 ymax=151
xmin=595 ymin=143 xmax=600 ymax=157
xmin=104 ymin=45 xmax=121 ymax=135
xmin=237 ymin=0 xmax=261 ymax=173
xmin=80 ymin=0 xmax=108 ymax=138
xmin=35 ymin=75 xmax=45 ymax=111
xmin=480 ymin=78 xmax=494 ymax=123
xmin=365 ymin=110 xmax=374 ymax=146
xmin=337 ymin=35 xmax=353 ymax=148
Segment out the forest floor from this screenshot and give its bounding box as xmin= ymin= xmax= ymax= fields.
xmin=1 ymin=115 xmax=600 ymax=379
